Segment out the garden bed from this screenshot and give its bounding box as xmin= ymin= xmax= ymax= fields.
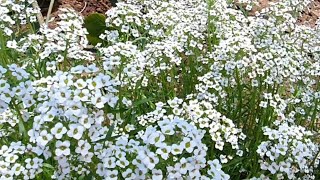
xmin=0 ymin=0 xmax=319 ymax=179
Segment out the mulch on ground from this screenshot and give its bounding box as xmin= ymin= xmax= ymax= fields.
xmin=37 ymin=0 xmax=320 ymax=28
xmin=37 ymin=0 xmax=115 ymax=17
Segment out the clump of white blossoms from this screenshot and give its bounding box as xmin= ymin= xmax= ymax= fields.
xmin=96 ymin=118 xmax=230 ymax=179
xmin=0 ymin=0 xmax=320 ymax=179
xmin=257 ymin=123 xmax=320 ymax=179
xmin=137 ymin=97 xmax=246 ymax=163
xmin=0 ymin=0 xmax=39 ymax=36
xmin=0 ymin=142 xmax=46 ymax=179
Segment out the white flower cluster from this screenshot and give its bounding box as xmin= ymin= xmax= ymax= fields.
xmin=138 ymin=97 xmax=246 ymax=161
xmin=0 ymin=0 xmax=39 ymax=36
xmin=96 ymin=118 xmax=230 ymax=179
xmin=0 ymin=64 xmax=31 ymax=134
xmin=97 ymin=0 xmax=209 ymax=92
xmin=257 ymin=123 xmax=320 ymax=179
xmin=195 ymin=0 xmax=320 ymax=127
xmin=7 ymin=8 xmax=94 ymax=74
xmin=0 ymin=0 xmax=319 ymax=179
xmin=0 ymin=142 xmax=45 ymax=179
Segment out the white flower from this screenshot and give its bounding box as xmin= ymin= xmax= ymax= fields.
xmin=4 ymin=154 xmax=18 ymax=163
xmin=268 ymin=162 xmax=279 ymax=174
xmin=181 ymin=137 xmax=196 ymax=153
xmin=160 ymin=125 xmax=175 ymax=135
xmin=156 ymin=145 xmax=171 ymax=160
xmin=171 ymin=144 xmax=184 ymax=155
xmin=12 ymin=163 xmax=25 ymax=176
xmin=75 ymin=140 xmax=91 ymax=156
xmin=87 ymin=78 xmax=103 ymax=90
xmin=6 ymin=40 xmax=17 ymax=48
xmin=74 ymin=79 xmax=87 ymax=89
xmin=121 ymin=168 xmax=136 ymax=179
xmin=46 ymin=61 xmax=57 ymax=71
xmin=107 ymin=170 xmax=118 ymax=180
xmin=79 ymin=115 xmax=93 ymax=129
xmin=36 ymin=130 xmax=53 ymax=146
xmin=178 ymin=157 xmax=191 ymax=174
xmin=279 ymin=161 xmax=291 ymax=175
xmin=103 ymin=157 xmax=116 ymax=168
xmin=116 ymin=157 xmax=129 ymax=168
xmin=67 ymin=124 xmax=85 ymax=140
xmin=220 ymin=155 xmax=228 ymax=164
xmin=55 ymin=140 xmax=70 ymax=156
xmin=25 ymin=157 xmax=43 ymax=169
xmin=152 ymin=169 xmax=163 ymax=180
xmin=91 ymin=91 xmax=107 ymax=109
xmin=148 ymin=131 xmax=165 ymax=146
xmin=51 ymin=123 xmax=67 ymax=139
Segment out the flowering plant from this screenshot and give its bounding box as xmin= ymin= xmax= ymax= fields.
xmin=0 ymin=0 xmax=319 ymax=179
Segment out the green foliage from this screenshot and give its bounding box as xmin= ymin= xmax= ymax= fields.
xmin=84 ymin=13 xmax=107 ymax=45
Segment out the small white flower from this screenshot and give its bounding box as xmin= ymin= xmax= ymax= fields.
xmin=74 ymin=79 xmax=87 ymax=89
xmin=4 ymin=154 xmax=18 ymax=163
xmin=75 ymin=140 xmax=91 ymax=156
xmin=37 ymin=130 xmax=53 ymax=146
xmin=156 ymin=145 xmax=171 ymax=160
xmin=67 ymin=124 xmax=85 ymax=140
xmin=122 ymin=168 xmax=136 ymax=180
xmin=171 ymin=144 xmax=184 ymax=155
xmin=152 ymin=169 xmax=163 ymax=180
xmin=55 ymin=140 xmax=70 ymax=156
xmin=51 ymin=123 xmax=67 ymax=139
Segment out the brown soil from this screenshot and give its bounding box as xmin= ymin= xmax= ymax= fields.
xmin=298 ymin=0 xmax=320 ymax=27
xmin=236 ymin=0 xmax=320 ymax=27
xmin=37 ymin=0 xmax=320 ymax=27
xmin=37 ymin=0 xmax=115 ymax=17
xmin=37 ymin=0 xmax=116 ymax=29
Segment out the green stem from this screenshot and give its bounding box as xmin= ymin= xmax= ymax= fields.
xmin=311 ymin=98 xmax=319 ymax=130
xmin=235 ymin=68 xmax=243 ymax=123
xmin=0 ymin=31 xmax=9 ymax=65
xmin=62 ymin=40 xmax=70 ymax=71
xmin=11 ymin=100 xmax=27 ymax=138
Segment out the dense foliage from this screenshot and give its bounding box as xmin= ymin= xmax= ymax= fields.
xmin=0 ymin=0 xmax=319 ymax=179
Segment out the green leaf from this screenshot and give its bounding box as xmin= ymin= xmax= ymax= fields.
xmin=87 ymin=35 xmax=103 ymax=45
xmin=84 ymin=13 xmax=106 ymax=36
xmin=18 ymin=119 xmax=26 ymax=137
xmin=43 ymin=163 xmax=55 ymax=169
xmin=133 ymin=97 xmax=155 ymax=107
xmin=84 ymin=13 xmax=107 ymax=45
xmin=106 ymin=124 xmax=115 ymax=141
xmin=222 ymin=157 xmax=244 ymax=168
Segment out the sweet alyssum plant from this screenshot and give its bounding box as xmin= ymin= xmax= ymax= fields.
xmin=0 ymin=0 xmax=319 ymax=179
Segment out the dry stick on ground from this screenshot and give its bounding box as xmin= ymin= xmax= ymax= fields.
xmin=32 ymin=1 xmax=45 ymax=25
xmin=46 ymin=0 xmax=55 ymax=25
xmin=80 ymin=2 xmax=88 ymax=13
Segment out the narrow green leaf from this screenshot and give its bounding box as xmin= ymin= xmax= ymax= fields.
xmin=222 ymin=157 xmax=244 ymax=168
xmin=43 ymin=163 xmax=55 ymax=169
xmin=133 ymin=97 xmax=154 ymax=107
xmin=18 ymin=119 xmax=26 ymax=137
xmin=106 ymin=124 xmax=115 ymax=141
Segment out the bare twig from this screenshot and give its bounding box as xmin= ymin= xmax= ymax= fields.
xmin=32 ymin=1 xmax=45 ymax=25
xmin=80 ymin=2 xmax=88 ymax=13
xmin=46 ymin=0 xmax=55 ymax=25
